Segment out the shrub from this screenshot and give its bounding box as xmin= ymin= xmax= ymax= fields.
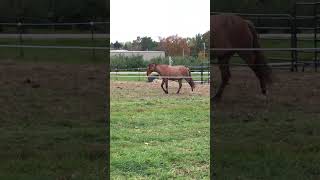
xmin=110 ymin=55 xmax=148 ymax=70
xmin=110 ymin=55 xmax=209 ymax=70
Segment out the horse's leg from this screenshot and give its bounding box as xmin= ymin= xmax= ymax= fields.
xmin=177 ymin=79 xmax=182 ymax=94
xmin=238 ymin=52 xmax=267 ymax=96
xmin=185 ymin=77 xmax=194 ymax=91
xmin=161 ymin=79 xmax=167 ymax=94
xmin=212 ymin=56 xmax=232 ymax=101
xmin=165 ymin=79 xmax=169 ymax=94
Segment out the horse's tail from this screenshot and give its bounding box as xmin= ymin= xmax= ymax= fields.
xmin=186 ymin=68 xmax=195 ymax=91
xmin=247 ymin=20 xmax=273 ymax=84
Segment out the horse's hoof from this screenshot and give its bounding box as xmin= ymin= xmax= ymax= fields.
xmin=211 ymin=96 xmax=221 ymax=103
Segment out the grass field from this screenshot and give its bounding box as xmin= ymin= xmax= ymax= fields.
xmin=213 ymin=67 xmax=320 ymax=179
xmin=110 ymin=72 xmax=210 ymax=82
xmin=0 ymin=62 xmax=107 ymax=178
xmin=110 ymin=81 xmax=210 ymax=179
xmin=1 ymin=35 xmax=320 ymax=179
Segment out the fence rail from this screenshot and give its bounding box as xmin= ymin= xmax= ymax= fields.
xmin=212 ymin=4 xmax=320 ymax=72
xmin=0 ymin=21 xmax=109 ymax=26
xmin=0 ymin=21 xmax=109 ymax=61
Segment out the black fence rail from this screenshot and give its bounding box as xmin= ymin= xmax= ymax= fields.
xmin=111 ymin=64 xmax=210 ymax=84
xmin=212 ymin=1 xmax=320 ymax=72
xmin=0 ymin=21 xmax=109 ymax=61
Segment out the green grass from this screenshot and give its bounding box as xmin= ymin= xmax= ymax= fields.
xmin=110 ymin=81 xmax=209 ymax=179
xmin=213 ymin=70 xmax=320 ymax=179
xmin=215 ymin=107 xmax=320 ymax=179
xmin=0 ymin=63 xmax=107 ymax=179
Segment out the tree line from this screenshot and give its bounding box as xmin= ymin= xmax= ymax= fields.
xmin=110 ymin=32 xmax=209 ymax=58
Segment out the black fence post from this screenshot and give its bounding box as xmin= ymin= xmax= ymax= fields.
xmin=291 ymin=4 xmax=298 ymax=72
xmin=115 ymin=68 xmax=118 ymax=81
xmin=17 ymin=22 xmax=24 ymax=57
xmin=201 ymin=63 xmax=204 ymax=84
xmin=207 ymin=63 xmax=210 ymax=84
xmin=90 ymin=21 xmax=96 ymax=61
xmin=314 ymin=4 xmax=318 ymax=72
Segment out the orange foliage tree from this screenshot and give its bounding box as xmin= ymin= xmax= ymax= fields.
xmin=158 ymin=35 xmax=190 ymax=57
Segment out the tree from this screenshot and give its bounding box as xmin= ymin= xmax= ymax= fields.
xmin=123 ymin=41 xmax=133 ymax=50
xmin=113 ymin=41 xmax=122 ymax=50
xmin=187 ymin=33 xmax=209 ymax=58
xmin=140 ymin=37 xmax=158 ymax=51
xmin=158 ymin=35 xmax=190 ymax=57
xmin=132 ymin=36 xmax=142 ymax=50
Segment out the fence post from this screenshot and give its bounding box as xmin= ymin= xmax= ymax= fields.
xmin=17 ymin=22 xmax=24 ymax=57
xmin=291 ymin=4 xmax=298 ymax=72
xmin=314 ymin=4 xmax=318 ymax=72
xmin=90 ymin=21 xmax=96 ymax=61
xmin=201 ymin=63 xmax=204 ymax=84
xmin=115 ymin=68 xmax=118 ymax=80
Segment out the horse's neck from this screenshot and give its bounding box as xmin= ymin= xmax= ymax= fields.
xmin=155 ymin=65 xmax=167 ymax=75
xmin=155 ymin=65 xmax=162 ymax=75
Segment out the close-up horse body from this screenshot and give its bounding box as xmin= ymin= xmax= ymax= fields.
xmin=211 ymin=14 xmax=272 ymax=101
xmin=147 ymin=63 xmax=195 ymax=94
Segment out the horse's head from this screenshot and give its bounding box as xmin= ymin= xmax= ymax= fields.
xmin=147 ymin=63 xmax=157 ymax=76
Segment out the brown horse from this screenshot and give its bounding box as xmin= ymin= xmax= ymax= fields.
xmin=147 ymin=64 xmax=195 ymax=94
xmin=211 ymin=14 xmax=272 ymax=101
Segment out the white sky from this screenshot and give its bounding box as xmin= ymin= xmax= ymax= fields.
xmin=110 ymin=0 xmax=210 ymax=43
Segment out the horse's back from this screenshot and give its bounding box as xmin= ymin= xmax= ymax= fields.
xmin=158 ymin=65 xmax=190 ymax=78
xmin=211 ymin=14 xmax=254 ymax=56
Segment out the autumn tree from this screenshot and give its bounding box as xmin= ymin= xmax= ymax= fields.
xmin=158 ymin=35 xmax=190 ymax=57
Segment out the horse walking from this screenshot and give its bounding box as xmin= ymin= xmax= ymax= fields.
xmin=147 ymin=64 xmax=195 ymax=94
xmin=211 ymin=14 xmax=272 ymax=101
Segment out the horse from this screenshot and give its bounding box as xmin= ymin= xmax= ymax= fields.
xmin=211 ymin=14 xmax=272 ymax=101
xmin=146 ymin=64 xmax=195 ymax=94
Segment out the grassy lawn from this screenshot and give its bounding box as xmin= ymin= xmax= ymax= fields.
xmin=0 ymin=63 xmax=107 ymax=179
xmin=110 ymin=73 xmax=210 ymax=82
xmin=213 ymin=68 xmax=320 ymax=179
xmin=110 ymin=81 xmax=210 ymax=179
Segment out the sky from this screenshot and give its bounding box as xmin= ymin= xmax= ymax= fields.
xmin=110 ymin=0 xmax=210 ymax=43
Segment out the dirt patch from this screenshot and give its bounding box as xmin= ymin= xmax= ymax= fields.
xmin=111 ymin=80 xmax=209 ymax=97
xmin=212 ymin=66 xmax=320 ymax=113
xmin=0 ymin=61 xmax=107 ymax=121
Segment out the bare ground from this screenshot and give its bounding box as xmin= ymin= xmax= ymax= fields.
xmin=0 ymin=61 xmax=107 ymax=178
xmin=212 ymin=66 xmax=320 ymax=113
xmin=111 ymin=80 xmax=209 ymax=98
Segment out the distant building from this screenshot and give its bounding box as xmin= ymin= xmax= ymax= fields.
xmin=110 ymin=50 xmax=165 ymax=61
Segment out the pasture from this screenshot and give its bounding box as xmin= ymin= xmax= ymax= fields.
xmin=213 ymin=67 xmax=320 ymax=179
xmin=110 ymin=80 xmax=210 ymax=179
xmin=0 ymin=37 xmax=107 ymax=179
xmin=110 ymin=72 xmax=210 ymax=82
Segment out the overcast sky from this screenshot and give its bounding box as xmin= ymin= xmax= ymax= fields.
xmin=110 ymin=0 xmax=210 ymax=43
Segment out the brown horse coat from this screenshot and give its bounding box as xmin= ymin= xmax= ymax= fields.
xmin=211 ymin=15 xmax=272 ymax=100
xmin=147 ymin=64 xmax=195 ymax=94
